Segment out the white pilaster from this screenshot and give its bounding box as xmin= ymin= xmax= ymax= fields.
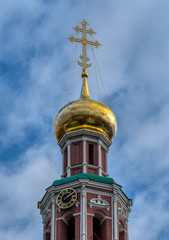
xmin=67 ymin=143 xmax=71 ymax=177
xmin=105 ymin=149 xmax=108 ymax=173
xmin=62 ymin=152 xmax=64 ymax=176
xmin=41 ymin=211 xmax=45 ymax=240
xmin=111 ymin=197 xmax=114 ymax=240
xmin=81 ymin=185 xmax=87 ymax=240
xmin=126 ymin=210 xmax=129 ymax=240
xmin=113 ymin=195 xmax=117 ymax=240
xmin=51 ymin=194 xmax=56 ymax=240
xmin=83 ymin=138 xmax=87 ymax=173
xmin=98 ymin=141 xmax=102 ymax=176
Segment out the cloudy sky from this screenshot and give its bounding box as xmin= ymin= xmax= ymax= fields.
xmin=0 ymin=0 xmax=169 ymax=239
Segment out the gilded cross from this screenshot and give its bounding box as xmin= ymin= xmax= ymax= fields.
xmin=67 ymin=19 xmax=102 ymax=78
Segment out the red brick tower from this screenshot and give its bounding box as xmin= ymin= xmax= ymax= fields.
xmin=38 ymin=19 xmax=132 ymax=240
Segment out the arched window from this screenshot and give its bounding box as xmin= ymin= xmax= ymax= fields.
xmin=62 ymin=211 xmax=75 ymax=240
xmin=93 ymin=217 xmax=101 ymax=240
xmin=68 ymin=217 xmax=75 ymax=240
xmin=119 ymin=220 xmax=125 ymax=240
xmin=46 ymin=232 xmax=50 ymax=240
xmin=93 ymin=211 xmax=105 ymax=240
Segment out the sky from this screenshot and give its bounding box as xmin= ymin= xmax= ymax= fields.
xmin=0 ymin=0 xmax=169 ymax=239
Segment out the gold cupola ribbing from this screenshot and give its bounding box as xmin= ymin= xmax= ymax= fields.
xmin=53 ymin=19 xmax=117 ymax=143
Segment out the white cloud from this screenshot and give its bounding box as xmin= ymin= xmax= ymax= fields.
xmin=130 ymin=178 xmax=169 ymax=240
xmin=0 ymin=0 xmax=169 ymax=239
xmin=0 ymin=140 xmax=61 ymax=240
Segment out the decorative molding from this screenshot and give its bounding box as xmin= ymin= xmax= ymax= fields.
xmin=42 ymin=209 xmax=51 ymax=223
xmin=113 ymin=195 xmax=117 ymax=240
xmin=51 ymin=195 xmax=56 ymax=205
xmin=83 ymin=139 xmax=87 ymax=173
xmin=111 ymin=196 xmax=114 ymax=239
xmin=44 ymin=221 xmax=51 ymax=233
xmin=81 ymin=186 xmax=87 ymax=240
xmin=40 ymin=178 xmax=131 ymax=214
xmin=67 ymin=143 xmax=71 ymax=177
xmin=88 ymin=195 xmax=110 ymax=211
xmin=75 ymin=200 xmax=80 ymax=208
xmin=56 ymin=206 xmax=61 ymax=213
xmin=51 ymin=193 xmax=56 ymax=240
xmin=87 ymin=213 xmax=95 ymax=217
xmin=118 ymin=208 xmax=128 ymax=223
xmin=59 ymin=128 xmax=111 ymax=149
xmin=73 ymin=212 xmax=81 ymax=217
xmin=98 ymin=144 xmax=102 ymax=176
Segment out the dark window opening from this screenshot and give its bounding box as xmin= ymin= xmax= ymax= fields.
xmin=68 ymin=218 xmax=75 ymax=240
xmin=89 ymin=144 xmax=94 ymax=164
xmin=93 ymin=217 xmax=101 ymax=240
xmin=119 ymin=231 xmax=125 ymax=240
xmin=45 ymin=232 xmax=50 ymax=240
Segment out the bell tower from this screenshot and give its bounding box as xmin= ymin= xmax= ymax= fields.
xmin=38 ymin=19 xmax=132 ymax=240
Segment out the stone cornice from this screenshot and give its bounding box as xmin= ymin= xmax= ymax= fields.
xmin=38 ymin=177 xmax=132 ymax=212
xmin=59 ymin=129 xmax=111 ymax=149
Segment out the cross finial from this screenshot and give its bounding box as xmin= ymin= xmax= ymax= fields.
xmin=67 ymin=19 xmax=102 ymax=79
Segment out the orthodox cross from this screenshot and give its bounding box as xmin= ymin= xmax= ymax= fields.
xmin=67 ymin=19 xmax=102 ymax=78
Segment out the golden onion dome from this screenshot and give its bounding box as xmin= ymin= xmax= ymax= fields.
xmin=53 ymin=76 xmax=117 ymax=143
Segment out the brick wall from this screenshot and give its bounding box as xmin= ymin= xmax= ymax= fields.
xmin=57 ymin=219 xmax=67 ymax=240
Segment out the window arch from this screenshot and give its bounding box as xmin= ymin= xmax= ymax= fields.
xmin=62 ymin=211 xmax=75 ymax=240
xmin=93 ymin=211 xmax=105 ymax=240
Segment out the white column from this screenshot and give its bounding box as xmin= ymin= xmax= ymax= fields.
xmin=98 ymin=141 xmax=102 ymax=176
xmin=105 ymin=149 xmax=108 ymax=173
xmin=41 ymin=211 xmax=45 ymax=240
xmin=111 ymin=197 xmax=114 ymax=240
xmin=81 ymin=185 xmax=87 ymax=240
xmin=83 ymin=138 xmax=87 ymax=173
xmin=62 ymin=150 xmax=64 ymax=176
xmin=51 ymin=194 xmax=56 ymax=240
xmin=126 ymin=210 xmax=129 ymax=240
xmin=67 ymin=142 xmax=71 ymax=177
xmin=113 ymin=195 xmax=117 ymax=240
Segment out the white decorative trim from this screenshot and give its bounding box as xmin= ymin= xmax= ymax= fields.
xmin=57 ymin=206 xmax=61 ymax=213
xmin=73 ymin=212 xmax=81 ymax=217
xmin=62 ymin=153 xmax=64 ymax=176
xmin=83 ymin=138 xmax=87 ymax=173
xmin=118 ymin=208 xmax=128 ymax=222
xmin=67 ymin=143 xmax=71 ymax=177
xmin=51 ymin=193 xmax=56 ymax=240
xmin=75 ymin=200 xmax=80 ymax=208
xmin=42 ymin=209 xmax=51 ymax=223
xmin=103 ymin=216 xmax=112 ymax=220
xmin=98 ymin=143 xmax=102 ymax=176
xmin=61 ymin=164 xmax=109 ymax=179
xmin=55 ymin=204 xmax=57 ymax=240
xmin=59 ymin=129 xmax=111 ymax=149
xmin=61 ymin=137 xmax=83 ymax=152
xmin=111 ymin=196 xmax=114 ymax=240
xmin=126 ymin=209 xmax=130 ymax=240
xmin=56 ymin=216 xmax=69 ymax=225
xmin=81 ymin=186 xmax=87 ymax=240
xmin=113 ymin=195 xmax=117 ymax=240
xmin=88 ymin=195 xmax=110 ymax=211
xmin=44 ymin=221 xmax=51 ymax=233
xmin=57 ymin=211 xmax=74 ymax=225
xmin=39 ymin=179 xmax=131 ymax=217
xmin=105 ymin=149 xmax=108 ymax=173
xmin=87 ymin=213 xmax=95 ymax=217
